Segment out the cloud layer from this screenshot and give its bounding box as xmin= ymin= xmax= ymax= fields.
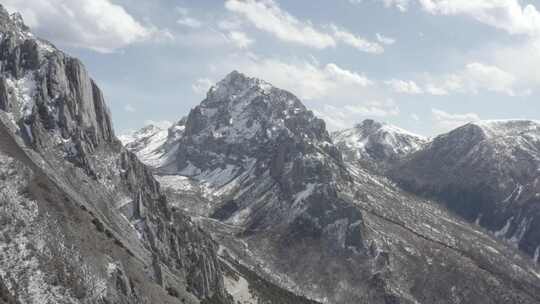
xmin=419 ymin=0 xmax=540 ymax=37
xmin=431 ymin=108 xmax=480 ymax=132
xmin=388 ymin=62 xmax=524 ymax=96
xmin=3 ymin=0 xmax=162 ymax=53
xmin=226 ymin=0 xmax=384 ymax=53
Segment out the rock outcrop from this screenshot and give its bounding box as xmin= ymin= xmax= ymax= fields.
xmin=0 ymin=6 xmax=232 ymax=303
xmin=391 ymin=120 xmax=540 ymax=261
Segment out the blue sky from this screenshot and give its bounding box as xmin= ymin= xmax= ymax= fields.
xmin=4 ymin=0 xmax=540 ymax=136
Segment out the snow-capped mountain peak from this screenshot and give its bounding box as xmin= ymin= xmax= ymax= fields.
xmin=129 ymin=70 xmax=346 ymax=210
xmin=332 ymin=119 xmax=427 ymax=173
xmin=119 ymin=124 xmax=164 ymax=145
xmin=185 ymin=71 xmax=328 ymax=148
xmin=206 ymin=70 xmax=275 ymax=102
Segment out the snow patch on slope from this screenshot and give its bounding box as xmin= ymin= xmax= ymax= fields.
xmin=121 ymin=124 xmax=180 ymax=168
xmin=224 ymin=274 xmax=256 ymax=304
xmin=5 ymin=72 xmax=37 ymax=119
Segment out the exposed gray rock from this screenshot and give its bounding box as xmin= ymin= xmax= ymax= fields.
xmin=0 ymin=6 xmax=232 ymax=303
xmin=391 ymin=120 xmax=540 ymax=261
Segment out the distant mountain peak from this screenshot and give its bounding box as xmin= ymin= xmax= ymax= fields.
xmin=333 ymin=119 xmax=426 ymax=173
xmin=205 ymin=70 xmax=280 ymax=105
xmin=468 ymin=119 xmax=540 ymax=138
xmin=217 ymin=70 xmax=264 ymax=88
xmin=354 ymin=119 xmax=426 ymax=139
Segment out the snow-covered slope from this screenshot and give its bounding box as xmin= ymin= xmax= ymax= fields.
xmin=391 ymin=119 xmax=540 ymax=260
xmin=127 ymin=72 xmax=540 ymax=304
xmin=332 ymin=119 xmax=426 ymax=173
xmin=121 ymin=120 xmax=185 ymax=168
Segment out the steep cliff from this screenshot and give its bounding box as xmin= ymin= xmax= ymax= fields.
xmin=0 ymin=6 xmax=232 ymax=303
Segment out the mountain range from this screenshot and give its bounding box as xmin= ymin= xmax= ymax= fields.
xmin=1 ymin=6 xmax=540 ymax=304
xmin=123 ymin=73 xmax=540 ymax=303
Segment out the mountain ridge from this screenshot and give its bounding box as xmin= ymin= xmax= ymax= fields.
xmin=0 ymin=7 xmax=234 ymax=303
xmin=391 ymin=119 xmax=540 ymax=261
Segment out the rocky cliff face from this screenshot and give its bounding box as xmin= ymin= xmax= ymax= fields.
xmin=127 ymin=72 xmax=540 ymax=304
xmin=0 ymin=7 xmax=232 ymax=303
xmin=332 ymin=119 xmax=426 ymax=174
xmin=391 ymin=120 xmax=540 ymax=262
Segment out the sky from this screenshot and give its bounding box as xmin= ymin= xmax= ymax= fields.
xmin=3 ymin=0 xmax=540 ymax=136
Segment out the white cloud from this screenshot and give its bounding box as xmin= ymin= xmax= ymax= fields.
xmin=382 ymin=0 xmax=411 ymax=12
xmin=414 ymin=1 xmax=540 ymax=92
xmin=431 ymin=108 xmax=480 ymax=132
xmin=225 ymin=0 xmax=335 ymax=49
xmin=124 ymin=104 xmax=136 ymax=112
xmin=424 ymin=84 xmax=448 ymax=96
xmin=177 ymin=18 xmax=202 ymax=28
xmin=461 ymin=62 xmax=517 ymax=94
xmin=491 ymin=39 xmax=540 ymax=87
xmin=177 ymin=20 xmax=202 ymax=29
xmin=385 ymin=79 xmax=424 ymax=94
xmin=411 ymin=113 xmax=420 ymax=121
xmin=218 ymin=18 xmax=244 ymax=30
xmin=176 ymin=6 xmax=203 ymax=28
xmin=331 ymin=25 xmax=384 ymax=53
xmin=225 ymin=0 xmax=383 ymax=53
xmin=344 ymin=99 xmax=399 ymax=116
xmin=426 ymin=62 xmax=519 ymax=96
xmin=172 ymin=29 xmax=254 ymax=50
xmin=418 ymin=0 xmax=540 ymax=37
xmin=192 ymin=78 xmax=214 ymax=95
xmin=373 ymin=0 xmax=540 ymax=36
xmin=392 ymin=62 xmax=523 ymax=96
xmin=376 ymin=33 xmax=396 ymax=45
xmin=227 ymin=31 xmax=255 ymax=48
xmin=325 ymin=63 xmax=373 ymax=86
xmin=348 ymin=0 xmax=411 ymax=12
xmin=4 ymin=0 xmax=161 ymax=53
